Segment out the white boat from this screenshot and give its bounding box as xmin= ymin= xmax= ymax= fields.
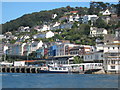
xmin=39 ymin=66 xmax=70 ymax=73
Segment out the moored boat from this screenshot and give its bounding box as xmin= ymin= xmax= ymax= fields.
xmin=39 ymin=66 xmax=70 ymax=73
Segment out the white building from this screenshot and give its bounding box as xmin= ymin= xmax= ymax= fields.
xmin=33 ymin=31 xmax=54 ymax=39
xmin=46 ymin=31 xmax=55 ymax=38
xmin=103 ymin=44 xmax=120 ymax=73
xmin=31 ymin=41 xmax=43 ymax=52
xmin=84 ymin=51 xmax=104 ymax=62
xmin=0 ymin=34 xmax=6 ymax=39
xmin=3 ymin=45 xmax=8 ymax=54
xmin=52 ymin=14 xmax=57 ymax=19
xmin=7 ymin=43 xmax=26 ymax=56
xmin=18 ymin=26 xmax=30 ymax=32
xmin=74 ymin=14 xmax=80 ymax=22
xmin=102 ymin=9 xmax=111 ymax=16
xmin=103 ymin=28 xmax=120 ymax=73
xmin=56 ymin=44 xmax=78 ymax=56
xmin=90 ymin=27 xmax=108 ymax=37
xmin=83 ymin=15 xmax=98 ymax=24
xmin=14 ymin=61 xmax=25 ymax=66
xmin=40 ymin=25 xmax=50 ymax=32
xmin=69 ymin=15 xmax=74 ymax=22
xmin=52 ymin=22 xmax=60 ymax=27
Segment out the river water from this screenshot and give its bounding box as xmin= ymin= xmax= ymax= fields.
xmin=0 ymin=73 xmax=118 ymax=88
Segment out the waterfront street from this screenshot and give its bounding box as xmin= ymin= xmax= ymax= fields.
xmin=1 ymin=73 xmax=118 ymax=88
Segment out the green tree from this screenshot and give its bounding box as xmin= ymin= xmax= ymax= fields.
xmin=93 ymin=18 xmax=107 ymax=28
xmin=73 ymin=56 xmax=83 ymax=64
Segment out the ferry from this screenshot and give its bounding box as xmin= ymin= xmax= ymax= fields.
xmin=39 ymin=66 xmax=70 ymax=73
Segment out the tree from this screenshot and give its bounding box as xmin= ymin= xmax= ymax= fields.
xmin=78 ymin=24 xmax=90 ymax=35
xmin=73 ymin=56 xmax=83 ymax=64
xmin=88 ymin=2 xmax=108 ymax=15
xmin=93 ymin=18 xmax=107 ymax=28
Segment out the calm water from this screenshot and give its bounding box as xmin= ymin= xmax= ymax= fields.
xmin=0 ymin=73 xmax=118 ymax=88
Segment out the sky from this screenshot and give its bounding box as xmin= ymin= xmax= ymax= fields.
xmin=1 ymin=1 xmax=118 ymax=24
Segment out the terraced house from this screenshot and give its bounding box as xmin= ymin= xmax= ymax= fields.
xmin=103 ymin=28 xmax=120 ymax=73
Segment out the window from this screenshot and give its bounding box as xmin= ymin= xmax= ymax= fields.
xmin=111 ymin=60 xmax=115 ymax=64
xmin=63 ymin=67 xmax=66 ymax=70
xmin=101 ymin=55 xmax=103 ymax=57
xmin=119 ymin=61 xmax=120 ymax=64
xmin=111 ymin=66 xmax=115 ymax=69
xmin=55 ymin=68 xmax=57 ymax=70
xmin=108 ymin=61 xmax=110 ymax=64
xmin=59 ymin=68 xmax=62 ymax=70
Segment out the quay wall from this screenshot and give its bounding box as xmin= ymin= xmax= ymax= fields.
xmin=0 ymin=66 xmax=41 ymax=73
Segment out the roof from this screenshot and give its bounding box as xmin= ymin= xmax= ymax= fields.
xmin=17 ymin=60 xmax=37 ymax=62
xmin=114 ymin=37 xmax=120 ymax=41
xmin=70 ymin=11 xmax=78 ymax=13
xmin=116 ymin=27 xmax=120 ymax=31
xmin=70 ymin=46 xmax=81 ymax=51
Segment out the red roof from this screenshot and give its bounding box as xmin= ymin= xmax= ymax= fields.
xmin=70 ymin=11 xmax=78 ymax=13
xmin=20 ymin=60 xmax=37 ymax=62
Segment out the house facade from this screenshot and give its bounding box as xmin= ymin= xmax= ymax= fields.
xmin=83 ymin=15 xmax=98 ymax=24
xmin=84 ymin=51 xmax=104 ymax=63
xmin=102 ymin=9 xmax=111 ymax=16
xmin=103 ymin=44 xmax=120 ymax=73
xmin=103 ymin=28 xmax=120 ymax=73
xmin=90 ymin=27 xmax=108 ymax=37
xmin=7 ymin=43 xmax=26 ymax=56
xmin=33 ymin=31 xmax=54 ymax=39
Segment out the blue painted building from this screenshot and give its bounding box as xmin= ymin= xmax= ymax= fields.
xmin=49 ymin=45 xmax=57 ymax=57
xmin=36 ymin=47 xmax=44 ymax=58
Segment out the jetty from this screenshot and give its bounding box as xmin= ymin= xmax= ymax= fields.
xmin=0 ymin=66 xmax=41 ymax=73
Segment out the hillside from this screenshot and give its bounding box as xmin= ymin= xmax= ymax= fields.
xmin=2 ymin=6 xmax=89 ymax=33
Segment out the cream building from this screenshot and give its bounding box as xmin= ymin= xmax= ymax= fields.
xmin=103 ymin=28 xmax=120 ymax=73
xmin=90 ymin=27 xmax=108 ymax=37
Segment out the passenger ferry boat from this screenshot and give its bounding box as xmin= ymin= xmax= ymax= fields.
xmin=39 ymin=66 xmax=70 ymax=73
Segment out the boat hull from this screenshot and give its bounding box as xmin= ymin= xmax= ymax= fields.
xmin=39 ymin=70 xmax=69 ymax=73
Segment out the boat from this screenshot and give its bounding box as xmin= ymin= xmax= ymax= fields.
xmin=39 ymin=66 xmax=70 ymax=73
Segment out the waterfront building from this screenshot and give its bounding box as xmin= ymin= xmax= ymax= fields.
xmin=56 ymin=43 xmax=78 ymax=56
xmin=103 ymin=44 xmax=120 ymax=73
xmin=69 ymin=45 xmax=93 ymax=55
xmin=0 ymin=43 xmax=3 ymax=61
xmin=31 ymin=41 xmax=43 ymax=52
xmin=83 ymin=50 xmax=104 ymax=63
xmin=48 ymin=45 xmax=57 ymax=57
xmin=23 ymin=43 xmax=32 ymax=55
xmin=103 ymin=28 xmax=120 ymax=73
xmin=36 ymin=47 xmax=44 ymax=58
xmin=7 ymin=43 xmax=26 ymax=56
